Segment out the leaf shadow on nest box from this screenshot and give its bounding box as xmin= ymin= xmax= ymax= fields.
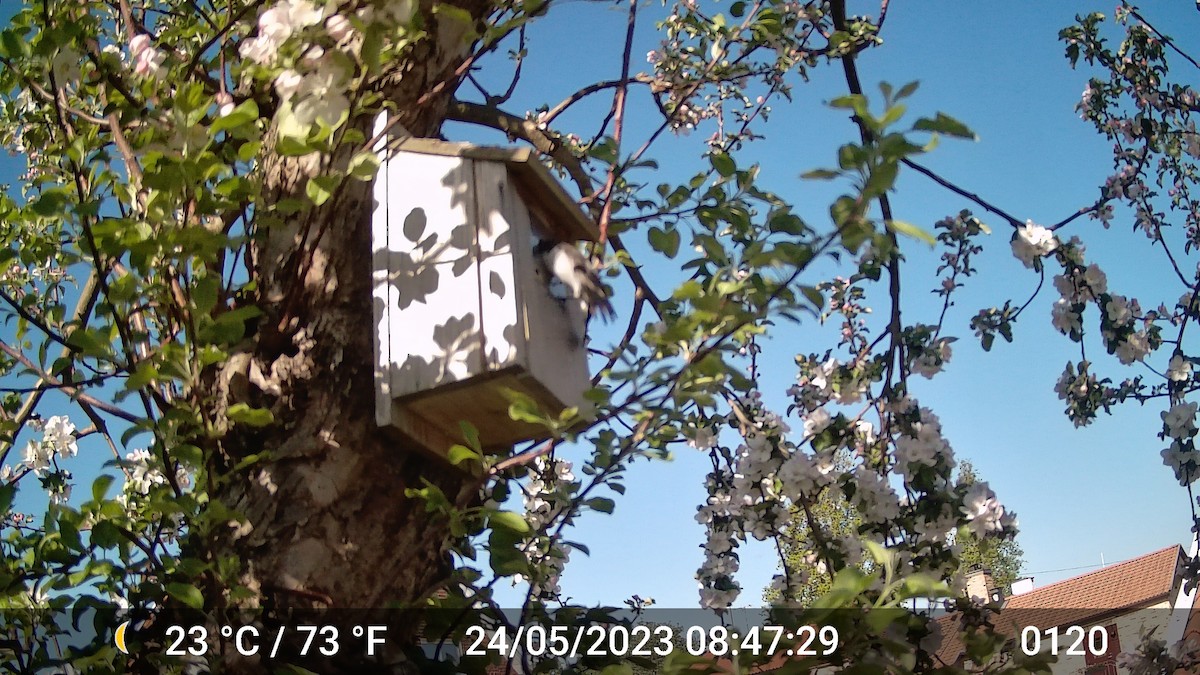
xmin=370 ymin=135 xmax=595 ymax=453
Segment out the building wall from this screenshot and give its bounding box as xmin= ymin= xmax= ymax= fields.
xmin=1044 ymin=600 xmax=1170 ymax=675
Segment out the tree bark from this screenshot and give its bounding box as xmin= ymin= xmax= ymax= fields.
xmin=197 ymin=4 xmax=496 ymax=671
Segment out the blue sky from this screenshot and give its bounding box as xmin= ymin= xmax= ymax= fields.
xmin=2 ymin=1 xmax=1197 ymax=612
xmin=454 ymin=0 xmax=1200 ymax=608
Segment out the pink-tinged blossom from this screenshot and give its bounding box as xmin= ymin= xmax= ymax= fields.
xmin=1079 ymin=84 xmax=1095 ymax=114
xmin=325 ymin=14 xmax=354 ymax=42
xmin=895 ymin=406 xmax=955 ymax=479
xmin=273 ymin=68 xmax=303 ymax=102
xmin=1091 ymin=203 xmax=1113 ymax=228
xmin=215 ymin=92 xmax=234 ymax=117
xmin=1185 ymin=132 xmax=1200 ymax=159
xmin=128 ymin=34 xmax=165 ymax=79
xmin=239 ymin=0 xmax=324 ymax=65
xmin=1010 ymin=220 xmax=1058 ymax=268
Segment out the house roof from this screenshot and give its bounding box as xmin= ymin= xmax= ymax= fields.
xmin=1003 ymin=544 xmax=1181 ymax=613
xmin=933 ymin=545 xmax=1183 ymax=666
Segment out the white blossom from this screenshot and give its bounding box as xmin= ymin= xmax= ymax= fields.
xmin=1114 ymin=331 xmax=1150 ymax=365
xmin=960 ymin=481 xmax=1008 ymax=537
xmin=291 ymin=58 xmax=350 ymax=128
xmin=1010 ymin=221 xmax=1058 ymax=268
xmin=1161 ymin=441 xmax=1196 ymax=485
xmin=912 ymin=339 xmax=952 ymax=378
xmin=22 ymin=416 xmax=77 ymax=475
xmin=688 ymin=425 xmax=717 ymax=450
xmin=324 ymin=14 xmax=354 ymax=42
xmin=239 ymin=0 xmax=324 ymax=65
xmin=1104 ymin=294 xmax=1132 ymax=325
xmin=51 ymin=47 xmax=83 ymax=87
xmin=1168 ymin=354 xmax=1193 ymax=382
xmin=1162 ymin=402 xmax=1198 ymax=440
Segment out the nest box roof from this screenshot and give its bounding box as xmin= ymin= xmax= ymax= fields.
xmin=393 ymin=138 xmax=600 ymax=243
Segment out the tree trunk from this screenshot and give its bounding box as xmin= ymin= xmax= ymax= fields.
xmin=197 ymin=4 xmax=495 ymax=671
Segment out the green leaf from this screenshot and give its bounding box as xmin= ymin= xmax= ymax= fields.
xmin=913 ymin=112 xmax=976 ymax=139
xmin=862 ymin=539 xmax=897 ymax=571
xmin=896 ymin=81 xmax=920 ymax=100
xmin=647 ymin=226 xmax=681 ymax=258
xmin=896 ymin=574 xmax=952 ymax=601
xmin=166 ymin=582 xmax=205 ymax=610
xmin=830 ymin=94 xmax=869 ymax=120
xmin=886 ymin=219 xmax=936 ymax=246
xmin=209 ymin=100 xmax=259 ymax=136
xmin=191 ymin=275 xmax=220 ymax=314
xmin=801 ymin=168 xmax=841 ymax=180
xmin=0 ymin=483 xmax=14 ymax=515
xmin=500 ymin=388 xmax=549 ymax=426
xmin=91 ymin=475 xmax=115 ymax=502
xmin=490 ymin=510 xmax=530 ymax=534
xmin=201 ymin=305 xmax=261 ymax=344
xmin=459 ymin=421 xmax=482 ymax=452
xmin=879 ymin=103 xmax=907 ymax=129
xmin=238 ymin=141 xmax=262 ymax=163
xmin=348 ymin=151 xmax=381 ymax=181
xmin=306 ymin=175 xmax=340 ymax=206
xmin=864 ymin=161 xmax=899 ymax=197
xmin=90 ymin=520 xmax=120 ymax=549
xmin=0 ymin=30 xmax=29 ymax=59
xmin=586 ymin=497 xmax=615 ymax=514
xmin=30 ymin=188 xmax=69 ymax=217
xmin=800 ymin=286 xmax=824 ymax=309
xmin=226 ymin=403 xmax=274 ymax=427
xmin=276 ymin=134 xmax=316 ymax=157
xmin=710 ymin=151 xmax=736 ymax=177
xmin=446 ymin=444 xmax=480 ymax=466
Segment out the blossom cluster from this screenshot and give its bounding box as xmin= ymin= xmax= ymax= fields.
xmin=643 ymin=0 xmax=820 ymax=138
xmin=1160 ymin=400 xmax=1199 ymax=486
xmin=692 ymin=375 xmax=1019 ymax=611
xmin=514 ymin=456 xmax=578 ymax=600
xmin=236 ymin=0 xmax=418 ymax=141
xmin=121 ymin=448 xmax=192 ymax=498
xmin=20 ymin=416 xmax=78 ymax=505
xmin=238 ymin=0 xmax=325 ymax=65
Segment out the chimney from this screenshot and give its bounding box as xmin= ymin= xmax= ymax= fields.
xmin=965 ymin=567 xmax=997 ymax=603
xmin=1010 ymin=577 xmax=1035 ymax=596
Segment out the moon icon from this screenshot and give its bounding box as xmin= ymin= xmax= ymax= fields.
xmin=114 ymin=620 xmax=130 ymax=655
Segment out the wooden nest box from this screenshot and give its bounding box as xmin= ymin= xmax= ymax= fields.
xmin=370 ymin=117 xmax=600 ymax=459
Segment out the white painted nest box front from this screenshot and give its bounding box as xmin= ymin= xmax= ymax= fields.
xmin=371 ymin=117 xmax=600 ymax=459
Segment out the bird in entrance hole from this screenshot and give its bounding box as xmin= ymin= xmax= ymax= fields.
xmin=533 ymin=239 xmax=615 ymax=340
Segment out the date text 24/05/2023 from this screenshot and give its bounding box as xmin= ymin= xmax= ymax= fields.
xmin=464 ymin=624 xmax=841 ymax=660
